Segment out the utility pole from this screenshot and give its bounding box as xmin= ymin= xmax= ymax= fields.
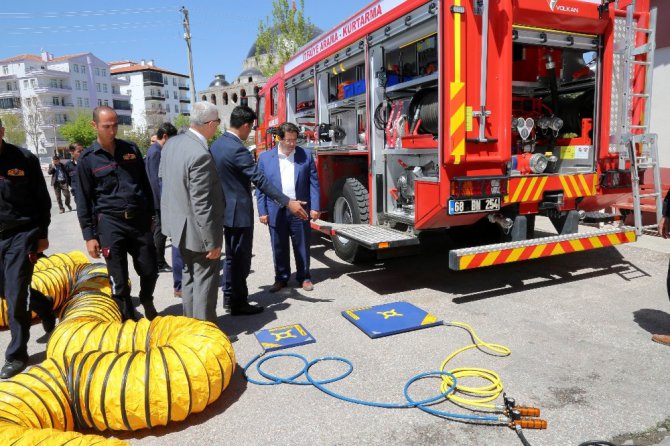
xmin=180 ymin=6 xmax=196 ymax=108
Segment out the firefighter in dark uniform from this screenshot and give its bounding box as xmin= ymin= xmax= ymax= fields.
xmin=75 ymin=106 xmax=158 ymax=321
xmin=0 ymin=117 xmax=55 ymax=379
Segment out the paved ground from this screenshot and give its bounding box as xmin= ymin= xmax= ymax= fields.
xmin=2 ymin=180 xmax=670 ymax=446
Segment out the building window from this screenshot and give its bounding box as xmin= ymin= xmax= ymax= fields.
xmin=172 ymin=78 xmax=176 ymax=86
xmin=166 ymin=104 xmax=170 ymax=113
xmin=223 ymin=92 xmax=228 ymax=105
xmin=163 ymin=75 xmax=168 ymax=85
xmin=82 ymin=81 xmax=88 ymax=90
xmin=248 ymin=77 xmax=253 ymax=83
xmin=75 ymin=80 xmax=81 ymax=90
xmin=96 ymin=83 xmax=101 ymax=92
xmin=30 ymin=79 xmax=36 ymax=88
xmin=23 ymin=80 xmax=28 ymax=89
xmin=210 ymin=94 xmax=217 ymax=105
xmin=85 ymin=98 xmax=89 ymax=107
xmin=52 ymin=96 xmax=60 ymax=106
xmin=103 ymin=99 xmax=109 ymax=106
xmin=77 ymin=97 xmax=83 ymax=107
xmin=201 ymin=94 xmax=206 ymax=101
xmin=73 ymin=64 xmax=79 ymax=73
xmin=174 ymin=91 xmax=177 ymax=99
xmin=101 ymin=69 xmax=106 ymax=77
xmin=51 ymin=79 xmax=58 ymax=88
xmin=2 ymin=66 xmax=8 ymax=75
xmin=232 ymin=93 xmax=238 ymax=103
xmin=102 ymin=84 xmax=108 ymax=93
xmin=98 ymin=99 xmax=102 ymax=106
xmin=126 ymin=89 xmax=131 ymax=95
xmin=81 ymin=65 xmax=86 ymax=74
xmin=6 ymin=82 xmax=12 ymax=91
xmin=95 ymin=67 xmax=100 ymax=76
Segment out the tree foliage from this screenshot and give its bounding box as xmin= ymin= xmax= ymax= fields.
xmin=118 ymin=125 xmax=152 ymax=156
xmin=173 ymin=113 xmax=190 ymax=132
xmin=256 ymin=0 xmax=315 ymax=77
xmin=58 ymin=111 xmax=97 ymax=147
xmin=0 ymin=113 xmax=26 ymax=146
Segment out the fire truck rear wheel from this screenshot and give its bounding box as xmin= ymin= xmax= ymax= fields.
xmin=331 ymin=178 xmax=373 ymax=263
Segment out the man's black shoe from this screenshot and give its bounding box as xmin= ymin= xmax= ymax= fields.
xmin=142 ymin=301 xmax=158 ymax=320
xmin=268 ymin=281 xmax=287 ymax=293
xmin=120 ymin=299 xmax=139 ymax=322
xmin=230 ymin=302 xmax=264 ymax=316
xmin=158 ymin=265 xmax=172 ymax=273
xmin=41 ymin=312 xmax=56 ymax=334
xmin=0 ymin=359 xmax=27 ymax=379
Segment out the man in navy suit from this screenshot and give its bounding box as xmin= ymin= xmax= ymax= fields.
xmin=257 ymin=122 xmax=320 ymax=292
xmin=210 ymin=106 xmax=308 ymax=315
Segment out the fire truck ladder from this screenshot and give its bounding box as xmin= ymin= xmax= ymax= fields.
xmin=615 ymin=2 xmax=661 ymax=235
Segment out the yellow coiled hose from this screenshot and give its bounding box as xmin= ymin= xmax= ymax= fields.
xmin=0 ymin=252 xmax=236 ymax=444
xmin=440 ymin=321 xmax=511 ymax=409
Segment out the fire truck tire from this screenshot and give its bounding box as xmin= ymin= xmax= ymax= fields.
xmin=331 ymin=178 xmax=373 ymax=263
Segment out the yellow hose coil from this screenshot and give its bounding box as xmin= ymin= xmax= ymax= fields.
xmin=440 ymin=322 xmax=511 ymax=409
xmin=0 ymin=252 xmax=236 ymax=444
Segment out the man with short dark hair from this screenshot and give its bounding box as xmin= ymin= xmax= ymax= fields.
xmin=145 ymin=122 xmax=178 ymax=274
xmin=65 ymin=143 xmax=83 ymax=202
xmin=257 ymin=122 xmax=320 ymax=292
xmin=48 ymin=155 xmax=71 ymax=213
xmin=0 ymin=117 xmax=54 ymax=379
xmin=75 ymin=106 xmax=159 ymax=321
xmin=210 ymin=106 xmax=308 ymax=315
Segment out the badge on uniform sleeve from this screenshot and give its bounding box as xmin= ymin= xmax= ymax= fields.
xmin=122 ymin=153 xmax=137 ymax=160
xmin=7 ymin=168 xmax=25 ymax=176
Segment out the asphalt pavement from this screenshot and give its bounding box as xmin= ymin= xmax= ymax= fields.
xmin=2 ymin=179 xmax=669 ymax=446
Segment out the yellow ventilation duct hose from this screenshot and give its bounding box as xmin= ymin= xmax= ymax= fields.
xmin=0 ymin=252 xmax=236 ymax=444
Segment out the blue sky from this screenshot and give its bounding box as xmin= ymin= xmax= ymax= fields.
xmin=0 ymin=0 xmax=371 ymax=93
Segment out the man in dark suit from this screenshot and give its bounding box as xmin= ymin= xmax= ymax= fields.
xmin=145 ymin=122 xmax=178 ymax=274
xmin=257 ymin=122 xmax=320 ymax=292
xmin=210 ymin=106 xmax=308 ymax=315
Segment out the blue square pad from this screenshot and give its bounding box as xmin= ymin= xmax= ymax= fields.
xmin=254 ymin=323 xmax=316 ymax=351
xmin=342 ymin=301 xmax=442 ymax=338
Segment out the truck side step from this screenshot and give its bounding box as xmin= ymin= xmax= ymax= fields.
xmin=311 ymin=220 xmax=419 ymax=250
xmin=581 ymin=211 xmax=621 ymax=224
xmin=449 ymin=226 xmax=637 ymax=271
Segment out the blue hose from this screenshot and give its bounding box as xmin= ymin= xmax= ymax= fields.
xmin=244 ymin=352 xmax=503 ymax=423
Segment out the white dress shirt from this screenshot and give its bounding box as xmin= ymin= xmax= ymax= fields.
xmin=278 ymin=149 xmax=296 ymax=200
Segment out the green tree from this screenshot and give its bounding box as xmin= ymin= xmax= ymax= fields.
xmin=58 ymin=111 xmax=97 ymax=147
xmin=0 ymin=113 xmax=26 ymax=146
xmin=173 ymin=113 xmax=190 ymax=131
xmin=118 ymin=125 xmax=152 ymax=155
xmin=256 ymin=0 xmax=315 ymax=77
xmin=207 ymin=128 xmax=223 ymax=146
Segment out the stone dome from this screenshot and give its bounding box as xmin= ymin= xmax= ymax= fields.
xmin=209 ymin=74 xmax=230 ymax=88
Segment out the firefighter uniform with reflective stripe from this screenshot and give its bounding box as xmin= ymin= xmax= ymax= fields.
xmin=75 ymin=138 xmax=158 ymax=320
xmin=0 ymin=139 xmax=53 ymax=367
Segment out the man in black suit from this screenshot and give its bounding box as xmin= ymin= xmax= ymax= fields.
xmin=210 ymin=106 xmax=308 ymax=315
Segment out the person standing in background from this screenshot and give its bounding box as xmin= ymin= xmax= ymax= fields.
xmin=65 ymin=143 xmax=83 ymax=202
xmin=145 ymin=122 xmax=178 ymax=274
xmin=48 ymin=155 xmax=71 ymax=213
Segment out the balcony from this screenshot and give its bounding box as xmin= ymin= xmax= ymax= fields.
xmin=33 ymin=85 xmax=73 ymax=94
xmin=178 ymin=84 xmax=189 ymax=90
xmin=179 ymin=97 xmax=190 ymax=103
xmin=25 ymin=68 xmax=69 ymax=78
xmin=145 ymin=94 xmax=165 ymax=101
xmin=0 ymin=90 xmax=20 ymax=99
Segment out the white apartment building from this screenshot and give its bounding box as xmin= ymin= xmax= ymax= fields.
xmin=110 ymin=60 xmax=191 ymax=132
xmin=0 ymin=51 xmax=131 ymax=156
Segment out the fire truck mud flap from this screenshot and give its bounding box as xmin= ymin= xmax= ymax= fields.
xmin=449 ymin=226 xmax=637 ymax=271
xmin=311 ymin=219 xmax=419 ymax=250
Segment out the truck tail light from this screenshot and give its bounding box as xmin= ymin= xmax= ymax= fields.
xmin=451 ymin=176 xmax=508 ymax=199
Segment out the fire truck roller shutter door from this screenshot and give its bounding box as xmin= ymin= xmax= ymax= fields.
xmin=330 ymin=178 xmax=373 ymax=263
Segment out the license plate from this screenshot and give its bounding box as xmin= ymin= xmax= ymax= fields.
xmin=448 ymin=197 xmax=501 ymax=215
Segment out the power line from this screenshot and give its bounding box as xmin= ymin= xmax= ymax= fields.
xmin=0 ymin=7 xmax=179 ymax=19
xmin=5 ymin=20 xmax=177 ymax=35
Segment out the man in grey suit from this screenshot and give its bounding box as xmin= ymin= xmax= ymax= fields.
xmin=159 ymin=102 xmax=224 ymax=322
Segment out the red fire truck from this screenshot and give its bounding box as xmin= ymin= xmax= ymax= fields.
xmin=255 ymin=0 xmax=659 ymax=270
